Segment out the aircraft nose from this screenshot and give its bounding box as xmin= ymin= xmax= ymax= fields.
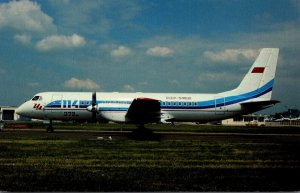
xmin=16 ymin=105 xmax=24 ymax=115
xmin=16 ymin=103 xmax=28 ymax=116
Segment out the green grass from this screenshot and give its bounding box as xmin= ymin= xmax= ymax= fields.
xmin=1 ymin=124 xmax=300 ymax=191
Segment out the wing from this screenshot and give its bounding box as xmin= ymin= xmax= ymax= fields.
xmin=126 ymin=98 xmax=161 ymax=124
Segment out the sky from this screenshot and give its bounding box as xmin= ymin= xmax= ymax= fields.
xmin=0 ymin=0 xmax=299 ymax=114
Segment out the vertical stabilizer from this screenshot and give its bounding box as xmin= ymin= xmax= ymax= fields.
xmin=233 ymin=48 xmax=279 ymax=100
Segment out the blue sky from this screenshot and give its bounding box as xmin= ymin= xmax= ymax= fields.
xmin=0 ymin=0 xmax=299 ymax=113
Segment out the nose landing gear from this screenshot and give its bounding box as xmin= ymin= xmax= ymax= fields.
xmin=46 ymin=120 xmax=53 ymax=133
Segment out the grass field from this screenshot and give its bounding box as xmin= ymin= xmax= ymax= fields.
xmin=1 ymin=123 xmax=300 ymax=191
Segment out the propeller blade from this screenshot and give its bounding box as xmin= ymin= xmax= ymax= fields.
xmin=92 ymin=92 xmax=97 ymax=122
xmin=92 ymin=92 xmax=96 ymax=107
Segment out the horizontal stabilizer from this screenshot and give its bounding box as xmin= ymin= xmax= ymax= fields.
xmin=240 ymin=100 xmax=280 ymax=113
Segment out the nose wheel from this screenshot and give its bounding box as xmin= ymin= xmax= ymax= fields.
xmin=46 ymin=120 xmax=54 ymax=133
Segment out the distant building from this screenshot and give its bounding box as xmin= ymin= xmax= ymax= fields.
xmin=222 ymin=110 xmax=300 ymax=127
xmin=222 ymin=114 xmax=267 ymax=126
xmin=0 ymin=106 xmax=19 ymax=121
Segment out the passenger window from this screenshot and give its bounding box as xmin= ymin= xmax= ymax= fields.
xmin=168 ymin=102 xmax=171 ymax=106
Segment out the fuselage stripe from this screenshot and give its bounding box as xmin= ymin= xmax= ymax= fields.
xmin=44 ymin=79 xmax=273 ymax=112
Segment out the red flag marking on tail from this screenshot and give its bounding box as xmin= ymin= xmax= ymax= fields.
xmin=252 ymin=67 xmax=265 ymax=73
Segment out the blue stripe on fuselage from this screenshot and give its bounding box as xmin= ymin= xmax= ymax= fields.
xmin=45 ymin=79 xmax=274 ymax=111
xmin=162 ymin=79 xmax=274 ymax=110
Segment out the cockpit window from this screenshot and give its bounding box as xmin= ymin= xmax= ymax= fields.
xmin=32 ymin=96 xmax=41 ymax=101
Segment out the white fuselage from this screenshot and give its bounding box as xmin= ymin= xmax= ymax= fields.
xmin=16 ymin=91 xmax=244 ymax=123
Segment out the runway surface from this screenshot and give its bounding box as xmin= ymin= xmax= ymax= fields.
xmin=2 ymin=128 xmax=300 ymax=141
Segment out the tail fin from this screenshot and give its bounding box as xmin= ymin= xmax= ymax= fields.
xmin=234 ymin=48 xmax=279 ymax=101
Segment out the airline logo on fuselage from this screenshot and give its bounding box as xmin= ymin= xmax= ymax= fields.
xmin=33 ymin=103 xmax=43 ymax=110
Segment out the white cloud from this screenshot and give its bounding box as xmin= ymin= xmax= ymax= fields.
xmin=146 ymin=46 xmax=174 ymax=57
xmin=122 ymin=84 xmax=135 ymax=92
xmin=111 ymin=46 xmax=131 ymax=57
xmin=64 ymin=77 xmax=100 ymax=90
xmin=35 ymin=34 xmax=86 ymax=51
xmin=203 ymin=49 xmax=259 ymax=63
xmin=0 ymin=0 xmax=56 ymax=34
xmin=14 ymin=34 xmax=31 ymax=45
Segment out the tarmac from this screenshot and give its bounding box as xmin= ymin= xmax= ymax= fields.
xmin=2 ymin=128 xmax=300 ymax=141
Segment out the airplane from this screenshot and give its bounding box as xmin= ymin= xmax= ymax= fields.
xmin=291 ymin=116 xmax=300 ymax=121
xmin=16 ymin=48 xmax=280 ymax=132
xmin=275 ymin=115 xmax=300 ymax=122
xmin=274 ymin=115 xmax=291 ymax=122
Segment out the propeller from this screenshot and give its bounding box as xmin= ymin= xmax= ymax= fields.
xmin=86 ymin=92 xmax=98 ymax=122
xmin=92 ymin=92 xmax=97 ymax=121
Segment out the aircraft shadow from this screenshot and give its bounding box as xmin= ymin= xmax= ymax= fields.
xmin=127 ymin=127 xmax=161 ymax=141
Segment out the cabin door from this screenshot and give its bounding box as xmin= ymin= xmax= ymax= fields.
xmin=215 ymin=96 xmax=226 ymax=114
